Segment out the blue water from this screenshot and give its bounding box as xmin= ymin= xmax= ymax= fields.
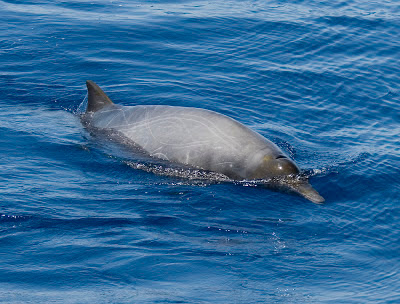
xmin=1 ymin=0 xmax=399 ymax=302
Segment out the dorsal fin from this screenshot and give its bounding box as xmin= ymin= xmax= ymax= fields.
xmin=86 ymin=80 xmax=114 ymax=112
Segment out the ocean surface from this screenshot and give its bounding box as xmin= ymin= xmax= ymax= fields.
xmin=1 ymin=0 xmax=399 ymax=303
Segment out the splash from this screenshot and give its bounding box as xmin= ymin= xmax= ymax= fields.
xmin=76 ymin=94 xmax=88 ymax=115
xmin=124 ymin=160 xmax=233 ymax=183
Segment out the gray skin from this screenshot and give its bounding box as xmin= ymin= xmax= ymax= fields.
xmin=82 ymin=80 xmax=324 ymax=203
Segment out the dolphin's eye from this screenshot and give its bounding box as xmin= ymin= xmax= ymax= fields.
xmin=276 ymin=155 xmax=287 ymax=159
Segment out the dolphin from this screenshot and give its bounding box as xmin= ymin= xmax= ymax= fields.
xmin=81 ymin=80 xmax=324 ymax=203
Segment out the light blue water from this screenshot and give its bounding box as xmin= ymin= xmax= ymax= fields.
xmin=0 ymin=0 xmax=399 ymax=302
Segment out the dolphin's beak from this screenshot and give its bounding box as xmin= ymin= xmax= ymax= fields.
xmin=288 ymin=179 xmax=325 ymax=204
xmin=272 ymin=176 xmax=324 ymax=204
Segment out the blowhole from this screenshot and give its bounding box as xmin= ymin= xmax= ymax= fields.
xmin=275 ymin=155 xmax=287 ymax=159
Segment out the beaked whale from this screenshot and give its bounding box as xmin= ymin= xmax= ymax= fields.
xmin=81 ymin=80 xmax=324 ymax=204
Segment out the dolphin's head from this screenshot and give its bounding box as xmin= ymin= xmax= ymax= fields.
xmin=251 ymin=154 xmax=325 ymax=204
xmin=251 ymin=154 xmax=300 ymax=179
xmin=263 ymin=154 xmax=300 ymax=177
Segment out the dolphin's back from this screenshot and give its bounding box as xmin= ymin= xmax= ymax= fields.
xmin=87 ymin=105 xmax=281 ymax=178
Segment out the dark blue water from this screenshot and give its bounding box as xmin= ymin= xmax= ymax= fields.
xmin=1 ymin=0 xmax=399 ymax=302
